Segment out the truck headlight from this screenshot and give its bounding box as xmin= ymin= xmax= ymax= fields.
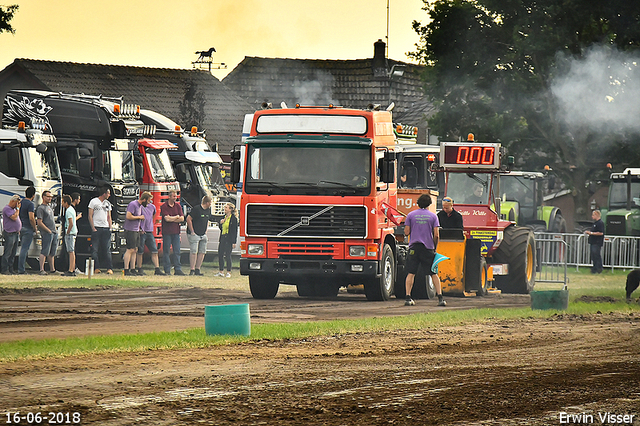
xmin=349 ymin=246 xmax=366 ymax=257
xmin=248 ymin=244 xmax=264 ymax=255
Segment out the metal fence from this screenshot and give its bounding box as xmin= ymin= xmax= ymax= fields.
xmin=534 ymin=233 xmax=568 ymax=286
xmin=535 ymin=232 xmax=640 ymax=272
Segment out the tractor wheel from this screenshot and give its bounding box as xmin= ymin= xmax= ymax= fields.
xmin=249 ymin=276 xmax=280 ymax=299
xmin=477 ymin=257 xmax=489 ymax=296
xmin=492 ymin=226 xmax=535 ymax=294
xmin=364 ymin=244 xmax=395 ymax=301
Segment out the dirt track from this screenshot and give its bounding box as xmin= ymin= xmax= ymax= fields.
xmin=1 ymin=285 xmax=640 ymax=425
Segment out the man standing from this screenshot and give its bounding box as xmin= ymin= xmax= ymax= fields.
xmin=136 ymin=192 xmax=165 ymax=276
xmin=586 ymin=209 xmax=605 ymax=274
xmin=186 ymin=195 xmax=212 ymax=276
xmin=437 ymin=196 xmax=464 ymax=230
xmin=160 ymin=190 xmax=185 ymax=276
xmin=61 ymin=194 xmax=78 ymax=277
xmin=404 ymin=194 xmax=446 ymax=307
xmin=36 ymin=190 xmax=57 ymax=275
xmin=123 ymin=193 xmax=145 ymax=276
xmin=88 ymin=186 xmax=113 ymax=275
xmin=2 ymin=195 xmax=22 ymax=274
xmin=17 ymin=186 xmax=37 ymax=274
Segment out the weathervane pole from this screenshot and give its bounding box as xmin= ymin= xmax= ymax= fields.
xmin=386 ymin=0 xmax=390 ymax=58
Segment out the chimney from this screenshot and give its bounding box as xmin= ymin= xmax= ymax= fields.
xmin=372 ymin=39 xmax=388 ymax=78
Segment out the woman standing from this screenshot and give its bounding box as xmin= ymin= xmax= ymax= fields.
xmin=216 ymin=203 xmax=238 ymax=278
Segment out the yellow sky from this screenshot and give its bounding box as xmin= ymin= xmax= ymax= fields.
xmin=0 ymin=0 xmax=428 ymax=79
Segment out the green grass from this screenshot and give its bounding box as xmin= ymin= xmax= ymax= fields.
xmin=1 ymin=266 xmax=638 ymax=362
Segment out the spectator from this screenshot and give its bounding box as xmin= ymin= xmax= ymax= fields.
xmin=88 ymin=186 xmax=113 ymax=275
xmin=123 ymin=192 xmax=145 ymax=276
xmin=61 ymin=195 xmax=78 ymax=277
xmin=36 ymin=190 xmax=57 ymax=275
xmin=186 ymin=195 xmax=212 ymax=276
xmin=17 ymin=186 xmax=37 ymax=274
xmin=215 ymin=202 xmax=238 ymax=278
xmin=136 ymin=192 xmax=165 ymax=276
xmin=437 ymin=196 xmax=464 ymax=230
xmin=2 ymin=195 xmax=22 ymax=274
xmin=160 ymin=190 xmax=185 ymax=276
xmin=58 ymin=192 xmax=82 ymax=273
xmin=585 ymin=209 xmax=605 ymax=274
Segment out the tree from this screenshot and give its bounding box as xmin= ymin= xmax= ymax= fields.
xmin=178 ymin=80 xmax=206 ymax=131
xmin=0 ymin=4 xmax=18 ymax=34
xmin=410 ymin=0 xmax=640 ymax=220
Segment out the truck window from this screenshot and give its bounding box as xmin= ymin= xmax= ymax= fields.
xmin=0 ymin=147 xmax=22 ymax=178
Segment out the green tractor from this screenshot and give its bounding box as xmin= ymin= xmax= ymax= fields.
xmin=597 ymin=168 xmax=640 ymax=236
xmin=499 ymin=171 xmax=567 ymax=233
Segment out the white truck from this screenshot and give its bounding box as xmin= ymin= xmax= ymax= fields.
xmin=0 ymin=121 xmax=62 ymax=266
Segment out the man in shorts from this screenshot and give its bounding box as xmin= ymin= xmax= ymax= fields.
xmin=404 ymin=193 xmax=446 ymax=307
xmin=136 ymin=192 xmax=165 ymax=276
xmin=123 ymin=193 xmax=145 ymax=276
xmin=36 ymin=190 xmax=57 ymax=275
xmin=61 ymin=194 xmax=78 ymax=277
xmin=186 ymin=195 xmax=212 ymax=276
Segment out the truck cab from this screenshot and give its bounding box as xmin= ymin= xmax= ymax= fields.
xmin=0 ymin=121 xmax=62 ymax=263
xmin=601 ymin=168 xmax=640 ymax=236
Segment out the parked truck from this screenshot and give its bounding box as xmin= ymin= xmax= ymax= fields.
xmin=0 ymin=119 xmax=62 ymax=266
xmin=230 ymin=105 xmax=535 ymax=300
xmin=2 ymin=90 xmax=176 ymax=261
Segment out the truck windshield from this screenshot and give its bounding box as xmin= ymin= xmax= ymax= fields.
xmin=146 ymin=149 xmax=176 ymax=183
xmin=195 ymin=163 xmax=225 ymax=191
xmin=609 ymin=181 xmax=640 ymax=209
xmin=446 ymin=172 xmax=491 ymax=205
xmin=28 ymin=147 xmax=61 ymax=181
xmin=105 ymin=150 xmax=136 ymax=182
xmin=245 ymin=144 xmax=371 ymax=195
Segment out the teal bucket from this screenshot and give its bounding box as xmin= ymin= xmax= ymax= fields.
xmin=204 ymin=304 xmax=251 ymax=336
xmin=530 ymin=289 xmax=569 ymax=310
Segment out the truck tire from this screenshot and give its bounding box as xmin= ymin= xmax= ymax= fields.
xmin=394 ymin=265 xmax=436 ymax=299
xmin=492 ymin=226 xmax=535 ymax=294
xmin=249 ymin=276 xmax=280 ymax=299
xmin=364 ymin=244 xmax=394 ymax=301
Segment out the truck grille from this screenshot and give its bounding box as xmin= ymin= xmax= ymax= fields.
xmin=246 ymin=204 xmax=366 ymax=238
xmin=606 ymin=215 xmax=626 ymax=235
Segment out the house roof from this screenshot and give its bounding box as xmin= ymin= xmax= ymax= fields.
xmin=222 ymin=41 xmax=434 ymax=127
xmin=0 ymin=59 xmax=254 ymax=153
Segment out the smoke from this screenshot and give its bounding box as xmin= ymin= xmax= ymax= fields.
xmin=551 ymin=45 xmax=640 ymax=133
xmin=292 ymin=69 xmax=336 ymax=106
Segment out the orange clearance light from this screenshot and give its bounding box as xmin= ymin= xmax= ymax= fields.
xmin=607 ymin=163 xmax=612 ymax=169
xmin=295 ymin=103 xmax=301 ymax=108
xmin=467 ymin=133 xmax=475 ymax=141
xmin=413 ymin=127 xmax=418 ymax=135
xmin=175 ymin=125 xmax=182 ymax=132
xmin=427 ymin=154 xmax=436 ymax=162
xmin=544 ymin=165 xmax=550 ymax=171
xmin=191 ymin=126 xmax=198 ymax=134
xmin=17 ymin=121 xmax=26 ymax=132
xmin=136 ymin=105 xmax=140 ymax=114
xmin=114 ymin=104 xmax=121 ymax=114
xmin=396 ymin=124 xmax=403 ymax=133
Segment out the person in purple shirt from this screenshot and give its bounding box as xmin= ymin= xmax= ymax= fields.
xmin=123 ymin=194 xmax=145 ymax=276
xmin=403 ymin=194 xmax=446 ymax=307
xmin=135 ymin=192 xmax=165 ymax=276
xmin=2 ymin=195 xmax=22 ymax=274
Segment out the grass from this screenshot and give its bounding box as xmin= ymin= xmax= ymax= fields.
xmin=1 ymin=266 xmax=638 ymax=362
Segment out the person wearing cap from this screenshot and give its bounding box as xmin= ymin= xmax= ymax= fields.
xmin=438 ymin=197 xmax=464 ymax=230
xmin=2 ymin=195 xmax=22 ymax=274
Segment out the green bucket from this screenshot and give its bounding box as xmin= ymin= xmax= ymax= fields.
xmin=204 ymin=304 xmax=251 ymax=336
xmin=530 ymin=289 xmax=569 ymax=310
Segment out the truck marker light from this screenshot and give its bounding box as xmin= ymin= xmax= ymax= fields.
xmin=17 ymin=121 xmax=25 ymax=132
xmin=367 ymin=244 xmax=378 ymax=257
xmin=113 ymin=104 xmax=120 ymax=114
xmin=191 ymin=126 xmax=198 ymax=135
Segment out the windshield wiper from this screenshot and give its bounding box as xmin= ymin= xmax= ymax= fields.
xmin=250 ymin=181 xmax=288 ymax=193
xmin=317 ymin=180 xmax=359 ymax=189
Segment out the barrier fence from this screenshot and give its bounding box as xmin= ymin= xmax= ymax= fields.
xmin=534 ymin=232 xmax=640 ymax=272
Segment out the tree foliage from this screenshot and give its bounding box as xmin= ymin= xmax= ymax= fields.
xmin=0 ymin=4 xmax=18 ymax=34
xmin=179 ymin=80 xmax=206 ymax=131
xmin=411 ymin=0 xmax=640 ymax=218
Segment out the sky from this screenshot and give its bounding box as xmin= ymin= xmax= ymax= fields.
xmin=0 ymin=0 xmax=428 ymax=79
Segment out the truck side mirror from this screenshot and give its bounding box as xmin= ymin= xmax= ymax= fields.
xmin=78 ymin=158 xmax=92 ymax=178
xmin=379 ymin=152 xmax=395 ymax=184
xmin=230 ymin=147 xmax=241 ymax=184
xmin=7 ymin=147 xmax=23 ymax=178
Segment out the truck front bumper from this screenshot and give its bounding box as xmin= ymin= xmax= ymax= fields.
xmin=240 ymin=258 xmax=379 ymax=281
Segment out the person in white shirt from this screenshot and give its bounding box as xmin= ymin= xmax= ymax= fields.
xmin=88 ymin=186 xmax=113 ymax=274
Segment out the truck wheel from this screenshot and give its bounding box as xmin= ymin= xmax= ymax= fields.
xmin=364 ymin=244 xmax=394 ymax=301
xmin=477 ymin=257 xmax=489 ymax=296
xmin=249 ymin=276 xmax=280 ymax=299
xmin=492 ymin=226 xmax=535 ymax=294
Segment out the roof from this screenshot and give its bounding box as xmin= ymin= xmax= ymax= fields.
xmin=222 ymin=44 xmax=434 ymax=127
xmin=0 ymin=59 xmax=255 ymax=154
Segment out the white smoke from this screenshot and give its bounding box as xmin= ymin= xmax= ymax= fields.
xmin=292 ymin=69 xmax=337 ymax=106
xmin=551 ymin=45 xmax=640 ymax=133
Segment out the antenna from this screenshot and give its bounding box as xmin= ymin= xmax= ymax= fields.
xmin=386 ymin=0 xmax=389 ymax=58
xmin=192 ymin=47 xmax=227 ymax=73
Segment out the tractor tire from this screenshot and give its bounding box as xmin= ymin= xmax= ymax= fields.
xmin=477 ymin=257 xmax=489 ymax=296
xmin=492 ymin=226 xmax=535 ymax=294
xmin=249 ymin=276 xmax=280 ymax=299
xmin=364 ymin=244 xmax=395 ymax=301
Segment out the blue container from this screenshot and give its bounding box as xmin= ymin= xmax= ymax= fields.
xmin=204 ymin=303 xmax=251 ymax=336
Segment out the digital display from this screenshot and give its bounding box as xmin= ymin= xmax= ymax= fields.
xmin=440 ymin=142 xmax=501 ymax=169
